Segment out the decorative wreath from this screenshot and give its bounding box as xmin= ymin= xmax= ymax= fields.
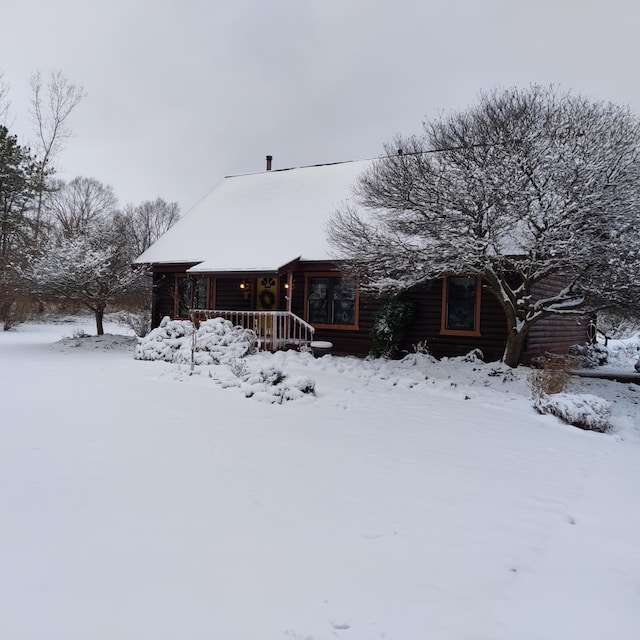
xmin=259 ymin=289 xmax=276 ymax=309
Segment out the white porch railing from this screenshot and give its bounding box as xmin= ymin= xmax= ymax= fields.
xmin=193 ymin=309 xmax=315 ymax=351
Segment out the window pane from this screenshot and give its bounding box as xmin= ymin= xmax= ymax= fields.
xmin=332 ymin=277 xmax=356 ymax=324
xmin=308 ymin=278 xmax=329 ymax=324
xmin=177 ymin=278 xmax=192 ymax=317
xmin=177 ymin=277 xmax=207 ymax=317
xmin=307 ymin=276 xmax=356 ymax=325
xmin=332 ymin=299 xmax=355 ymax=325
xmin=446 ymin=277 xmax=477 ymax=331
xmin=194 ymin=278 xmax=207 ymax=309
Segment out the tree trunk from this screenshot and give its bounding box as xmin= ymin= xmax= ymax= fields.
xmin=502 ymin=327 xmax=529 ymax=368
xmin=94 ymin=307 xmax=105 ymax=335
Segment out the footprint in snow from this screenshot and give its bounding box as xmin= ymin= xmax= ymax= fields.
xmin=331 ymin=621 xmax=351 ymax=630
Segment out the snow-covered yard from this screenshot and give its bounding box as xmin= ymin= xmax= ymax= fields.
xmin=1 ymin=316 xmax=640 ymax=640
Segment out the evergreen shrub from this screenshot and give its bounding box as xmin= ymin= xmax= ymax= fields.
xmin=370 ymin=297 xmax=416 ymax=359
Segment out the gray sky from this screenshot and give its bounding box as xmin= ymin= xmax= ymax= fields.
xmin=2 ymin=0 xmax=639 ymax=214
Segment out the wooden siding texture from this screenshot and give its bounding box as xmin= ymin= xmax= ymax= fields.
xmin=522 ymin=275 xmax=590 ymax=363
xmin=152 ymin=272 xmax=175 ymax=326
xmin=293 ymin=265 xmax=509 ymax=360
xmin=400 ymin=280 xmax=508 ymax=361
xmin=214 ymin=276 xmax=257 ymax=311
xmin=151 ymin=265 xmax=510 ymax=361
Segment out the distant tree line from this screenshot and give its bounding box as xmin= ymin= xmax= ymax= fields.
xmin=0 ymin=70 xmax=180 ymax=334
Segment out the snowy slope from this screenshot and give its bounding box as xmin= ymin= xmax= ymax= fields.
xmin=1 ymin=317 xmax=639 ymax=640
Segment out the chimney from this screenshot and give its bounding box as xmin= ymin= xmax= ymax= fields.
xmin=266 ymin=155 xmax=273 ymax=171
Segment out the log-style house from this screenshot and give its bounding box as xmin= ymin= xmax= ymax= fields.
xmin=135 ymin=158 xmax=589 ymax=363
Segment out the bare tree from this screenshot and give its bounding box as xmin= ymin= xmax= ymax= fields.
xmin=0 ymin=72 xmax=11 ymax=127
xmin=30 ymin=70 xmax=85 ymax=245
xmin=46 ymin=176 xmax=117 ymax=237
xmin=329 ymin=85 xmax=640 ymax=366
xmin=124 ymin=197 xmax=181 ymax=256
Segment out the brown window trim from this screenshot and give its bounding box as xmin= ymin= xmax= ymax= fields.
xmin=440 ymin=274 xmax=482 ymax=337
xmin=304 ymin=272 xmax=360 ymax=330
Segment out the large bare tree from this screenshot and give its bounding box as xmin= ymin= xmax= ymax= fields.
xmin=29 ymin=70 xmax=85 ymax=245
xmin=0 ymin=72 xmax=11 ymax=127
xmin=329 ymin=86 xmax=640 ymax=366
xmin=124 ymin=197 xmax=181 ymax=256
xmin=46 ymin=176 xmax=117 ymax=237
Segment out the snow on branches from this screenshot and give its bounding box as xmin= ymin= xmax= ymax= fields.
xmin=21 ymin=220 xmax=142 ymax=335
xmin=329 ymin=85 xmax=640 ymax=365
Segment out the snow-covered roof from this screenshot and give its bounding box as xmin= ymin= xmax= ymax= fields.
xmin=134 ymin=160 xmax=371 ymax=272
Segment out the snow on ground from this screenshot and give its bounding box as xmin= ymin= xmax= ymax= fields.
xmin=1 ymin=315 xmax=640 ymax=640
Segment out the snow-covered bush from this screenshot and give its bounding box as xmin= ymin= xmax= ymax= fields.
xmin=568 ymin=343 xmax=608 ymax=368
xmin=411 ymin=340 xmax=431 ymax=355
xmin=461 ymin=348 xmax=484 ymax=363
xmin=606 ymin=333 xmax=640 ymax=368
xmin=534 ymin=393 xmax=612 ymax=432
xmin=215 ymin=362 xmax=315 ymax=404
xmin=114 ymin=309 xmax=152 ymax=337
xmin=243 ymin=366 xmax=287 ymax=386
xmin=134 ymin=317 xmax=257 ymax=364
xmin=400 ymin=350 xmax=437 ymax=368
xmin=239 ymin=368 xmax=315 ymax=403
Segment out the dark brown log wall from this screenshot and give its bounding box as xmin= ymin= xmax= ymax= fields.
xmin=151 ymin=265 xmax=510 ymax=361
xmin=214 ymin=277 xmax=256 ymax=311
xmin=152 ymin=272 xmax=176 ymax=326
xmin=522 ymin=275 xmax=590 ymax=363
xmin=399 ymin=280 xmax=508 ymax=361
xmin=291 ymin=266 xmax=509 ymax=360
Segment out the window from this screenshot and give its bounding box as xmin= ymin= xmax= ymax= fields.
xmin=175 ymin=276 xmax=207 ymax=318
xmin=441 ymin=275 xmax=481 ymax=335
xmin=307 ymin=276 xmax=357 ymax=328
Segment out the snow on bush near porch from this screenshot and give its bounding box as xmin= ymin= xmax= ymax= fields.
xmin=134 ymin=316 xmax=257 ymax=364
xmin=135 ymin=317 xmax=316 ymax=403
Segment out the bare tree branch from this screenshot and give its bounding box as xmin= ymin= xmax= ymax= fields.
xmin=29 ymin=69 xmax=86 ymax=246
xmin=330 ymin=85 xmax=640 ymax=366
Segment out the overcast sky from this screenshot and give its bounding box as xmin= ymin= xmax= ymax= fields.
xmin=2 ymin=0 xmax=639 ymax=214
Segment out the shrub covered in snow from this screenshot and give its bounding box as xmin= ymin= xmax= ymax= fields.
xmin=213 ymin=363 xmax=315 ymax=404
xmin=134 ymin=317 xmax=257 ymax=364
xmin=461 ymin=348 xmax=484 ymax=363
xmin=606 ymin=333 xmax=640 ymax=369
xmin=534 ymin=393 xmax=612 ymax=432
xmin=114 ymin=309 xmax=152 ymax=337
xmin=568 ymin=343 xmax=608 ymax=368
xmin=238 ymin=366 xmax=315 ymax=403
